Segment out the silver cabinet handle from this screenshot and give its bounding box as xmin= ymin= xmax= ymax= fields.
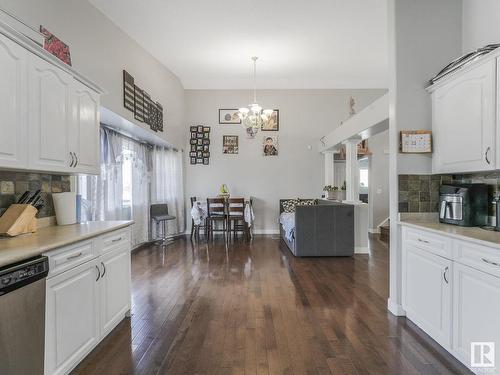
xmin=417 ymin=238 xmax=430 ymax=244
xmin=66 ymin=252 xmax=83 ymax=261
xmin=69 ymin=152 xmax=75 ymax=167
xmin=443 ymin=266 xmax=449 ymax=284
xmin=101 ymin=261 xmax=106 ymax=277
xmin=112 ymin=237 xmax=122 ymax=243
xmin=75 ymin=153 xmax=78 ymax=167
xmin=95 ymin=265 xmax=101 ymax=281
xmin=482 ymin=258 xmax=500 ymax=267
xmin=485 ymin=147 xmax=491 ymax=165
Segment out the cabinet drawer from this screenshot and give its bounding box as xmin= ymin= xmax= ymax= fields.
xmin=453 ymin=239 xmax=500 ymax=278
xmin=403 ymin=227 xmax=452 ymax=259
xmin=45 ymin=240 xmax=96 ymax=278
xmin=98 ymin=228 xmax=131 ymax=254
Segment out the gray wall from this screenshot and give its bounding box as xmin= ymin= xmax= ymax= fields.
xmin=0 ymin=0 xmax=186 ymax=148
xmin=185 ymin=89 xmax=385 ymax=233
xmin=463 ymin=0 xmax=500 ymax=52
xmin=368 ymin=129 xmax=389 ymax=230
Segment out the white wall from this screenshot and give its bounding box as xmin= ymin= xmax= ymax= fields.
xmin=185 ymin=89 xmax=385 ymax=233
xmin=0 ymin=0 xmax=185 ymax=147
xmin=463 ymin=0 xmax=500 ymax=52
xmin=387 ymin=0 xmax=462 ymax=316
xmin=368 ymin=129 xmax=389 ymax=231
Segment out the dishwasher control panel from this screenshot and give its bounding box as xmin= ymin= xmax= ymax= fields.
xmin=0 ymin=256 xmax=49 ymax=296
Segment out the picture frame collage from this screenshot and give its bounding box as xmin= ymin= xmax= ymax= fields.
xmin=123 ymin=70 xmax=164 ymax=132
xmin=189 ymin=126 xmax=211 ymax=165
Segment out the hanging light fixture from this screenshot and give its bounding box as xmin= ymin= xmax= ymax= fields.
xmin=238 ymin=56 xmax=273 ymax=133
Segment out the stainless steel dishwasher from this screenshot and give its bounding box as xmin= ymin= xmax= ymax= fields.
xmin=0 ymin=256 xmax=49 ymax=375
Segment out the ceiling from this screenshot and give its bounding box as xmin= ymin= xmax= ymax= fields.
xmin=89 ymin=0 xmax=388 ymax=89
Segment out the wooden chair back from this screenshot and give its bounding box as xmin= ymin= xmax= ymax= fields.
xmin=207 ymin=198 xmax=226 ymax=217
xmin=227 ymin=198 xmax=244 ymax=217
xmin=190 ymin=196 xmax=197 ymax=207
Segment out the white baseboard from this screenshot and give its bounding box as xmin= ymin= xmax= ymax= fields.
xmin=387 ymin=298 xmax=406 ymax=316
xmin=355 ymin=246 xmax=370 ymax=254
xmin=368 ymin=228 xmax=380 ymax=234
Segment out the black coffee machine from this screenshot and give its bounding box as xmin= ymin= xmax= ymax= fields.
xmin=439 ymin=184 xmax=488 ymax=226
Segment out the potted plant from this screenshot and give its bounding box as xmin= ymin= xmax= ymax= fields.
xmin=323 ymin=185 xmax=339 ymax=200
xmin=340 ymin=181 xmax=347 ymax=201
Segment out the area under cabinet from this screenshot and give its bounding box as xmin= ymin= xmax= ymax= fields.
xmin=43 ymin=226 xmax=132 ymax=375
xmin=0 ymin=25 xmax=103 ymax=175
xmin=401 ymin=224 xmax=500 ymax=374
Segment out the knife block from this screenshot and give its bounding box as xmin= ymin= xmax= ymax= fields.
xmin=0 ymin=204 xmax=38 ymax=237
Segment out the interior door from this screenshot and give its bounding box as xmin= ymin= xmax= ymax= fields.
xmin=432 ymin=60 xmax=496 ymax=173
xmin=45 ymin=259 xmax=100 ymax=375
xmin=28 ymin=53 xmax=73 ymax=172
xmin=402 ymin=244 xmax=452 ymax=349
xmin=72 ymin=81 xmax=100 ymax=174
xmin=99 ymin=247 xmax=131 ymax=336
xmin=0 ymin=35 xmax=28 ymax=169
xmin=453 ymin=262 xmax=500 ymax=372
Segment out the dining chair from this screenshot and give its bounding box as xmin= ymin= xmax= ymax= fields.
xmin=190 ymin=196 xmax=206 ymax=240
xmin=150 ymin=203 xmax=176 ymax=244
xmin=226 ymin=197 xmax=249 ymax=240
xmin=206 ymin=197 xmax=227 ymax=240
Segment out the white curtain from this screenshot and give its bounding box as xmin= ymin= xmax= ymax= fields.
xmin=151 ymin=146 xmax=185 ymax=237
xmin=78 ymin=127 xmax=152 ymax=248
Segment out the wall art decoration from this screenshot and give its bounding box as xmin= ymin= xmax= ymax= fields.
xmin=263 ymin=135 xmax=279 ymax=156
xmin=246 ymin=126 xmax=258 ymax=139
xmin=122 ymin=70 xmax=164 ymax=132
xmin=40 ymin=26 xmax=71 ymax=66
xmin=219 ymin=109 xmax=241 ymax=124
xmin=261 ymin=109 xmax=279 ymax=131
xmin=123 ymin=70 xmax=135 ymax=112
xmin=190 ymin=126 xmax=211 ymax=165
xmin=223 ymin=135 xmax=239 ymax=154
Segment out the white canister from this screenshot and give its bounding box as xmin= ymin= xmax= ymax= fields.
xmin=52 ymin=192 xmax=77 ymax=225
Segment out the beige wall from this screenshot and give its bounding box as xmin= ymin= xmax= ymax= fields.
xmin=0 ymin=0 xmax=185 ymax=147
xmin=185 ymin=89 xmax=386 ymax=233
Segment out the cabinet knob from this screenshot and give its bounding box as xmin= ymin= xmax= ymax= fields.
xmin=485 ymin=147 xmax=491 ymax=165
xmin=443 ymin=266 xmax=449 ymax=284
xmin=95 ymin=264 xmax=101 ymax=281
xmin=69 ymin=152 xmax=75 ymax=167
xmin=74 ymin=153 xmax=78 ymax=168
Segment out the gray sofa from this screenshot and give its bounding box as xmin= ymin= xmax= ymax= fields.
xmin=279 ymin=199 xmax=354 ymax=257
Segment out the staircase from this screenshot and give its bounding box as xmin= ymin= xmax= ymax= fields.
xmin=379 ymin=220 xmax=390 ymax=243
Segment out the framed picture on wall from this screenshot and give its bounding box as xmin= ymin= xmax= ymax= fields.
xmin=219 ymin=109 xmax=241 ymax=124
xmin=223 ymin=135 xmax=239 ymax=154
xmin=261 ymin=110 xmax=279 ymax=131
xmin=203 ymin=157 xmax=210 ymax=165
xmin=263 ymin=135 xmax=279 ymax=156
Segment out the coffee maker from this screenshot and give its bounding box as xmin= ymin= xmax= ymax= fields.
xmin=439 ymin=184 xmax=488 ymax=226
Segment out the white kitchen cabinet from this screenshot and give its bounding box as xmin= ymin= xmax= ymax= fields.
xmin=453 ymin=262 xmax=500 ymax=373
xmin=28 ymin=53 xmax=73 ymax=172
xmin=431 ymin=59 xmax=496 ymax=173
xmin=99 ymin=246 xmax=131 ymax=336
xmin=45 ymin=259 xmax=100 ymax=375
xmin=0 ymin=34 xmax=28 ymax=169
xmin=71 ymin=81 xmax=100 ymax=174
xmin=402 ymin=244 xmax=452 ymax=349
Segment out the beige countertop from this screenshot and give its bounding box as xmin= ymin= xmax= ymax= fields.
xmin=0 ymin=221 xmax=133 ymax=268
xmin=399 ymin=219 xmax=500 ymax=250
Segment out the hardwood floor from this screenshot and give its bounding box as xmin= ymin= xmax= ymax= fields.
xmin=72 ymin=234 xmax=471 ymax=375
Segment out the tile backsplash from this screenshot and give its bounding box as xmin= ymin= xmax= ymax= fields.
xmin=399 ymin=172 xmax=500 ymax=216
xmin=0 ymin=171 xmax=71 ymax=218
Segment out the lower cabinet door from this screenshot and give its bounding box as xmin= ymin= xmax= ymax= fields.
xmin=45 ymin=259 xmax=100 ymax=375
xmin=453 ymin=262 xmax=500 ymax=372
xmin=402 ymin=245 xmax=452 ymax=349
xmin=99 ymin=247 xmax=131 ymax=336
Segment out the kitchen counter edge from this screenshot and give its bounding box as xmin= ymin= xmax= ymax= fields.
xmin=0 ymin=221 xmax=134 ymax=268
xmin=398 ymin=220 xmax=500 ymax=250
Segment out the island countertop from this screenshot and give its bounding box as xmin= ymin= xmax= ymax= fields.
xmin=399 ymin=218 xmax=500 ymax=250
xmin=0 ymin=221 xmax=134 ymax=268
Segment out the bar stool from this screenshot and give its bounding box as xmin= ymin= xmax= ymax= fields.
xmin=150 ymin=204 xmax=176 ymax=244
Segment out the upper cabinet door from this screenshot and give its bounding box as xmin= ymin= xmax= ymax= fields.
xmin=0 ymin=35 xmax=28 ymax=169
xmin=71 ymin=81 xmax=100 ymax=174
xmin=28 ymin=53 xmax=73 ymax=172
xmin=432 ymin=60 xmax=496 ymax=173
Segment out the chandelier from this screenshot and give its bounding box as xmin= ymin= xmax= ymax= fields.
xmin=238 ymin=57 xmax=273 ymax=133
